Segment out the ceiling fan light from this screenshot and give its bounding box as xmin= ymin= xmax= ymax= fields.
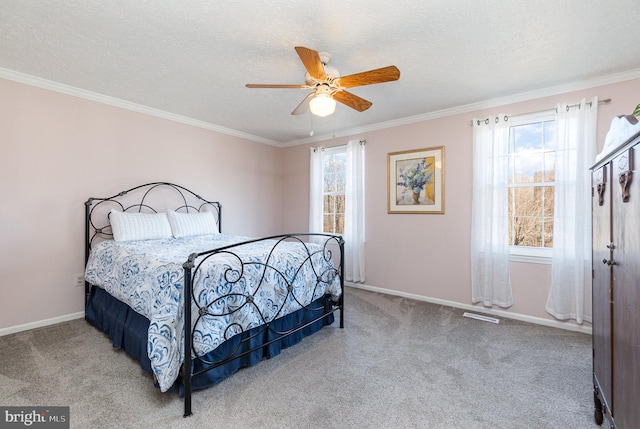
xmin=309 ymin=93 xmax=336 ymax=117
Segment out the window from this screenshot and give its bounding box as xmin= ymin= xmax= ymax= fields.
xmin=472 ymin=98 xmax=597 ymax=311
xmin=507 ymin=114 xmax=555 ymax=259
xmin=322 ymin=146 xmax=346 ymax=234
xmin=310 ymin=140 xmax=366 ymax=282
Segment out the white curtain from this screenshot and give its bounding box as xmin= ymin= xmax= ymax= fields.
xmin=309 ymin=147 xmax=324 ymax=235
xmin=546 ymin=97 xmax=598 ymax=324
xmin=470 ymin=115 xmax=513 ymax=308
xmin=309 ymin=141 xmax=366 ymax=283
xmin=345 ymin=140 xmax=366 ymax=282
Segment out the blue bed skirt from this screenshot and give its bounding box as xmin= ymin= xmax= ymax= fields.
xmin=85 ymin=286 xmax=335 ymax=392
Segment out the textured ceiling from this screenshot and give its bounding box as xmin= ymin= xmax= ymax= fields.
xmin=1 ymin=0 xmax=640 ymax=146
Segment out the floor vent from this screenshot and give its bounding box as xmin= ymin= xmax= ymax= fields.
xmin=463 ymin=312 xmax=500 ymax=324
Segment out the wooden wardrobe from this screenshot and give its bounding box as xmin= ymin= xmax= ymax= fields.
xmin=591 ymin=114 xmax=640 ymax=429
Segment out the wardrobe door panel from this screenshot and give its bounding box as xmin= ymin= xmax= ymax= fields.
xmin=592 ymin=163 xmax=613 ymax=412
xmin=611 ymin=146 xmax=640 ymax=428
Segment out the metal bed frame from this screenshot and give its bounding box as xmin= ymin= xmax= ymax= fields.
xmin=84 ymin=182 xmax=344 ymax=417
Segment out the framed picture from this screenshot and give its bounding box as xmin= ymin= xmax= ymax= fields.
xmin=388 ymin=146 xmax=445 ymax=214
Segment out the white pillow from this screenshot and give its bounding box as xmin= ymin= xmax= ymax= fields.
xmin=110 ymin=209 xmax=172 ymax=242
xmin=167 ymin=210 xmax=219 ymax=238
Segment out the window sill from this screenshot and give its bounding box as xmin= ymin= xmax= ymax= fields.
xmin=510 ymin=254 xmax=551 ymax=264
xmin=510 ymin=247 xmax=552 ymax=265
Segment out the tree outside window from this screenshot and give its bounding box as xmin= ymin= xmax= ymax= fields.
xmin=322 ymin=150 xmax=346 ymax=234
xmin=508 ymin=119 xmax=555 ymax=248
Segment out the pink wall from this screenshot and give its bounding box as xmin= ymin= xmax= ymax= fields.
xmin=0 ymin=78 xmax=284 ymax=330
xmin=282 ymin=78 xmax=640 ymax=327
xmin=2 ymin=75 xmax=639 ymax=332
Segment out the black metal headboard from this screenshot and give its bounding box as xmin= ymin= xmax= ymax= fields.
xmin=84 ymin=182 xmax=222 ymax=264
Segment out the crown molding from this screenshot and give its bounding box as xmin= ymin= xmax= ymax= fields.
xmin=285 ymin=67 xmax=640 ymax=146
xmin=3 ymin=66 xmax=640 ymax=148
xmin=0 ymin=67 xmax=280 ymax=147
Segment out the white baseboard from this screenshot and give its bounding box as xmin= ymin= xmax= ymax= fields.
xmin=1 ymin=283 xmax=592 ymax=337
xmin=0 ymin=312 xmax=85 ymax=337
xmin=345 ymin=282 xmax=592 ymax=335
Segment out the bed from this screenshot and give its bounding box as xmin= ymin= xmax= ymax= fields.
xmin=83 ymin=182 xmax=344 ymax=416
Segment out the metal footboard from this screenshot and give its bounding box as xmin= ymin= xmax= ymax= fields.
xmin=181 ymin=233 xmax=344 ymax=417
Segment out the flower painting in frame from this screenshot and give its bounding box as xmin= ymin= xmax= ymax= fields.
xmin=388 ymin=146 xmax=445 ymax=213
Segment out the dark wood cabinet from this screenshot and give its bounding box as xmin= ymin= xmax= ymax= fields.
xmin=591 ymin=115 xmax=640 ymax=429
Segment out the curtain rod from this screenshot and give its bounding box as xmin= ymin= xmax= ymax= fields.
xmin=312 ymin=139 xmax=366 ymax=151
xmin=473 ymin=98 xmax=612 ymax=126
xmin=520 ymin=98 xmax=611 ymax=117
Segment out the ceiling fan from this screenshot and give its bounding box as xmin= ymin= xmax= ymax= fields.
xmin=246 ymin=46 xmax=400 ymax=117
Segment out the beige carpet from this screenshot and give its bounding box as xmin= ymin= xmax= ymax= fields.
xmin=0 ymin=287 xmax=600 ymax=429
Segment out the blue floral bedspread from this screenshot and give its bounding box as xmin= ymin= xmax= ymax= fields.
xmin=84 ymin=234 xmax=341 ymax=391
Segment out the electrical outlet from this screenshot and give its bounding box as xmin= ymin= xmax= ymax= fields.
xmin=74 ymin=273 xmax=85 ymax=288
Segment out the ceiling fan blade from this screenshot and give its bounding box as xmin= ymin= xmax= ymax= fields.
xmin=337 ymin=65 xmax=400 ymax=88
xmin=295 ymin=46 xmax=326 ymax=81
xmin=246 ymin=83 xmax=308 ymax=89
xmin=333 ymin=91 xmax=372 ymax=112
xmin=291 ymin=93 xmax=314 ymax=115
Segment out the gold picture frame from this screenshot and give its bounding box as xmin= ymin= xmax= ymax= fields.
xmin=388 ymin=146 xmax=445 ymax=214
